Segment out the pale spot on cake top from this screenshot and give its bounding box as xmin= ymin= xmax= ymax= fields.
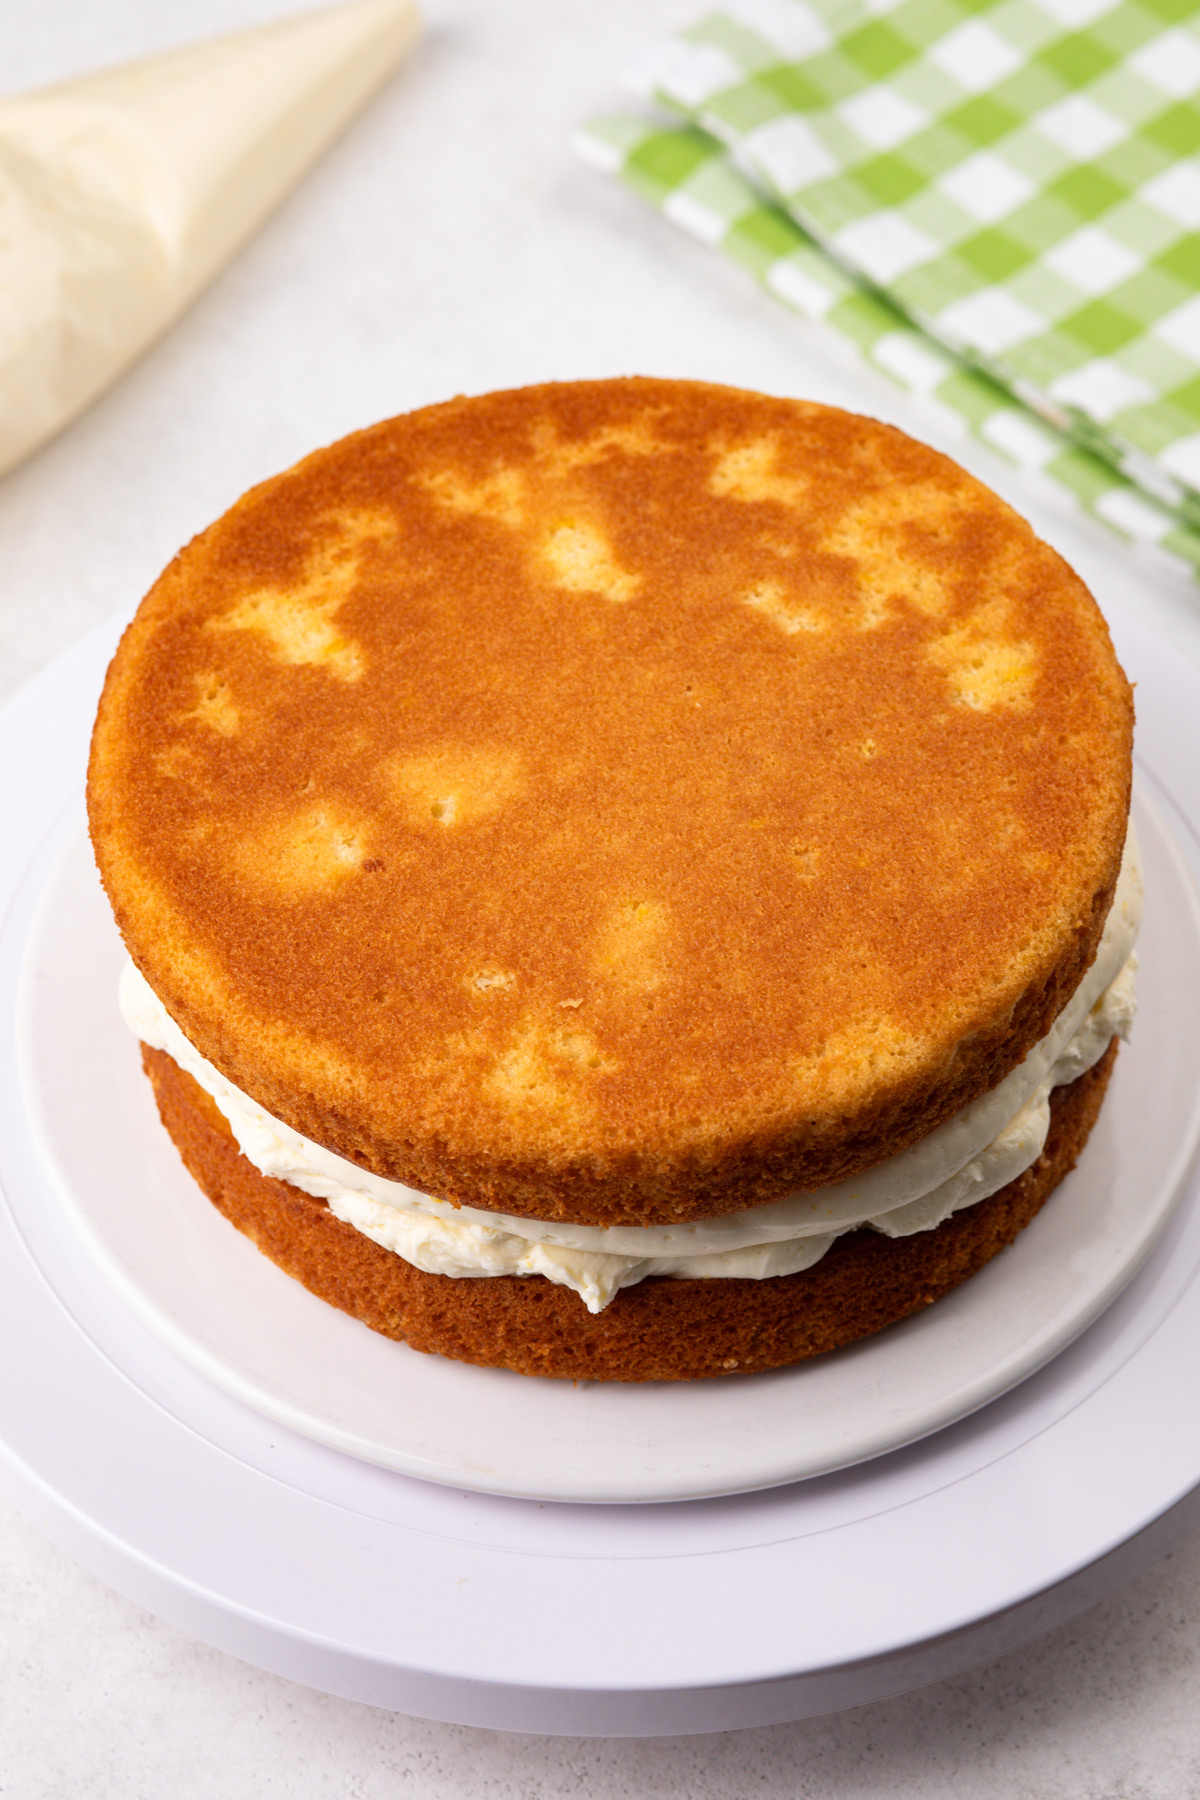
xmin=216 ymin=586 xmax=364 ymax=679
xmin=422 ymin=425 xmax=650 ymax=605
xmin=539 ymin=518 xmax=641 ymax=603
xmin=791 ymin=1012 xmax=924 ymax=1093
xmin=418 ymin=423 xmax=665 ymax=534
xmin=154 ymin=742 xmax=204 ymax=783
xmin=739 ymin=578 xmax=825 ymax=636
xmin=417 ymin=464 xmax=527 ymax=527
xmin=468 ymin=967 xmax=516 ymax=995
xmin=184 ymin=672 xmax=239 ymax=736
xmin=530 ymin=417 xmax=666 ymax=469
xmin=205 ymin=508 xmax=392 ymax=682
xmin=819 ymin=482 xmax=973 ymax=631
xmin=483 ymin=1013 xmax=615 ymax=1125
xmin=927 ymin=610 xmax=1037 ymax=711
xmin=235 ymin=801 xmax=372 ymax=896
xmin=708 ymin=436 xmax=811 ymax=508
xmin=391 ymin=744 xmax=525 ymax=829
xmin=592 ymin=898 xmax=672 ymax=994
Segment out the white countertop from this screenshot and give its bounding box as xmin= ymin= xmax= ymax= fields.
xmin=4 ymin=0 xmax=1200 ymax=1790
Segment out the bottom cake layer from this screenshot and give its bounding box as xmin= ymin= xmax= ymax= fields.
xmin=142 ymin=1041 xmax=1117 ymax=1382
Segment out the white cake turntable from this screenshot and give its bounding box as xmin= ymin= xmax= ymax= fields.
xmin=2 ymin=611 xmax=1200 ymax=1735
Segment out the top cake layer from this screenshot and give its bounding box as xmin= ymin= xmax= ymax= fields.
xmin=88 ymin=378 xmax=1133 ymax=1226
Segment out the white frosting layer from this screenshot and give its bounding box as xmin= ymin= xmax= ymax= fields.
xmin=121 ymin=832 xmax=1141 ymax=1313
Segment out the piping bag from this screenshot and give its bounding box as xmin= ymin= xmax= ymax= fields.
xmin=0 ymin=0 xmax=421 ymax=477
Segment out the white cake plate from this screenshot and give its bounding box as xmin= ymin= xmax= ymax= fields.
xmin=4 ymin=612 xmax=1200 ymax=1734
xmin=16 ymin=791 xmax=1200 ymax=1502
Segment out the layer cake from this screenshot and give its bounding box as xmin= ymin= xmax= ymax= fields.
xmin=88 ymin=378 xmax=1137 ymax=1379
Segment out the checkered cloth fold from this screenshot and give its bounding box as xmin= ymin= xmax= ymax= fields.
xmin=577 ymin=0 xmax=1200 ymax=579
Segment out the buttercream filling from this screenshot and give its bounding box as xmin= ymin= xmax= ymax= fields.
xmin=120 ymin=831 xmax=1141 ymax=1313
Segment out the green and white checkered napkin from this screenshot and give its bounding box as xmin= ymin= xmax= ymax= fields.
xmin=577 ymin=0 xmax=1200 ymax=578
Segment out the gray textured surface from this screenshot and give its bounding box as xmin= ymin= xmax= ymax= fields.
xmin=4 ymin=0 xmax=1200 ymax=1788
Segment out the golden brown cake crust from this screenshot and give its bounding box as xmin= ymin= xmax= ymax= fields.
xmin=143 ymin=1039 xmax=1117 ymax=1383
xmin=91 ymin=380 xmax=1133 ymax=1225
